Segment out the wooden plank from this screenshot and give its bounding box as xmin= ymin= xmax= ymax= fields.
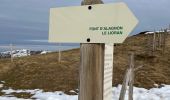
xmin=103 ymin=44 xmax=114 ymax=100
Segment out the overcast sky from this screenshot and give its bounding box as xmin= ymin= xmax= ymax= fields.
xmin=0 ymin=0 xmax=170 ymax=44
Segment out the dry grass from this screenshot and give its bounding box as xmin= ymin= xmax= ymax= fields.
xmin=0 ymin=34 xmax=170 ymax=94
xmin=0 ymin=49 xmax=80 ymax=93
xmin=113 ymin=34 xmax=170 ymax=88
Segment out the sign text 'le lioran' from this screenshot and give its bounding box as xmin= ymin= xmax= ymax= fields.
xmin=49 ymin=2 xmax=138 ymax=43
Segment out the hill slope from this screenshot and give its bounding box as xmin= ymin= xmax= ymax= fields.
xmin=0 ymin=34 xmax=170 ymax=93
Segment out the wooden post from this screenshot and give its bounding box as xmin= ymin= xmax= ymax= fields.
xmin=148 ymin=33 xmax=154 ymax=56
xmin=10 ymin=43 xmax=13 ymax=63
xmin=162 ymin=29 xmax=167 ymax=54
xmin=81 ymin=0 xmax=103 ymax=5
xmin=79 ymin=1 xmax=104 ymax=100
xmin=146 ymin=33 xmax=151 ymax=56
xmin=160 ymin=29 xmax=163 ymax=48
xmin=119 ymin=69 xmax=130 ymax=100
xmin=58 ymin=43 xmax=61 ymax=62
xmin=152 ymin=31 xmax=156 ymax=54
xmin=79 ymin=44 xmax=105 ymax=100
xmin=128 ymin=53 xmax=134 ymax=100
xmin=119 ymin=53 xmax=135 ymax=100
xmin=158 ymin=31 xmax=160 ymax=48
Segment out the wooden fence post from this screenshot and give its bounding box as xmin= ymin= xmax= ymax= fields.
xmin=119 ymin=69 xmax=130 ymax=100
xmin=160 ymin=29 xmax=163 ymax=48
xmin=158 ymin=31 xmax=161 ymax=48
xmin=10 ymin=43 xmax=13 ymax=63
xmin=58 ymin=43 xmax=61 ymax=62
xmin=119 ymin=53 xmax=135 ymax=100
xmin=146 ymin=33 xmax=151 ymax=56
xmin=152 ymin=31 xmax=156 ymax=53
xmin=162 ymin=29 xmax=167 ymax=54
xmin=128 ymin=53 xmax=134 ymax=100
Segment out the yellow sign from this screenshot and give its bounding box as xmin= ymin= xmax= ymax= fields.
xmin=49 ymin=2 xmax=138 ymax=43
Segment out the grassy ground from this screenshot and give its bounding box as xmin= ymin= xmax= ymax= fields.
xmin=113 ymin=34 xmax=170 ymax=88
xmin=0 ymin=34 xmax=170 ymax=95
xmin=0 ymin=49 xmax=80 ymax=93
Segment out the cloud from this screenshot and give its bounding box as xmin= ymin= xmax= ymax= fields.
xmin=0 ymin=0 xmax=170 ymax=44
xmin=0 ymin=0 xmax=83 ymax=44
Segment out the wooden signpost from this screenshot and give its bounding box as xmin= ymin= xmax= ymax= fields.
xmin=48 ymin=1 xmax=138 ymax=100
xmin=80 ymin=1 xmax=104 ymax=100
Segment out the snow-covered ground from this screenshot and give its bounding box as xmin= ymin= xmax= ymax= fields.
xmin=0 ymin=49 xmax=50 ymax=58
xmin=0 ymin=83 xmax=170 ymax=100
xmin=145 ymin=30 xmax=170 ymax=34
xmin=0 ymin=49 xmax=30 ymax=57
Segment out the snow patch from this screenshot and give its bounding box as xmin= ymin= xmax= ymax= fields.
xmin=33 ymin=92 xmax=78 ymax=100
xmin=0 ymin=84 xmax=170 ymax=100
xmin=2 ymin=89 xmax=42 ymax=95
xmin=145 ymin=30 xmax=170 ymax=34
xmin=40 ymin=51 xmax=51 ymax=54
xmin=0 ymin=97 xmax=31 ymax=100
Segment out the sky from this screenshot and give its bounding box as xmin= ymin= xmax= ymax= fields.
xmin=0 ymin=0 xmax=170 ymax=45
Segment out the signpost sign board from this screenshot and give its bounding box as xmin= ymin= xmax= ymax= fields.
xmin=49 ymin=2 xmax=138 ymax=43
